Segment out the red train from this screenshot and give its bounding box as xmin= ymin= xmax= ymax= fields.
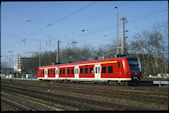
xmin=37 ymin=56 xmax=142 ymax=85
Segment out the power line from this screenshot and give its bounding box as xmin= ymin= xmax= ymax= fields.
xmin=16 ymin=2 xmax=54 ymax=29
xmin=69 ymin=8 xmax=168 ymax=40
xmin=27 ymin=7 xmax=167 ymax=41
xmin=51 ymin=2 xmax=97 ymax=25
xmin=67 ymin=20 xmax=167 ymax=45
xmin=70 ymin=4 xmax=133 ymax=27
xmin=130 ymin=8 xmax=168 ymax=22
xmin=3 ymin=6 xmax=167 ymax=51
xmin=4 ymin=2 xmax=97 ymax=50
xmin=75 ymin=7 xmax=113 ymax=25
xmin=28 ymin=2 xmax=97 ymax=40
xmin=66 ymin=7 xmax=167 ymax=42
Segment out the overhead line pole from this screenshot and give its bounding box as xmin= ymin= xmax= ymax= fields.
xmin=56 ymin=40 xmax=60 ymax=63
xmin=115 ymin=6 xmax=119 ymax=55
xmin=39 ymin=39 xmax=41 ymax=67
xmin=120 ymin=17 xmax=127 ymax=55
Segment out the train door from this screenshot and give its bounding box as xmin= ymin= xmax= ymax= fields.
xmin=75 ymin=66 xmax=79 ymax=80
xmin=44 ymin=68 xmax=48 ymax=78
xmin=55 ymin=67 xmax=59 ymax=79
xmin=95 ymin=64 xmax=101 ymax=80
xmin=116 ymin=61 xmax=122 ymax=78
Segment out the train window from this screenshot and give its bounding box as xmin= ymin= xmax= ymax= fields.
xmin=98 ymin=67 xmax=100 ymax=73
xmin=63 ymin=69 xmax=65 ymax=74
xmin=118 ymin=62 xmax=120 ymax=68
xmin=43 ymin=71 xmax=44 ymax=75
xmin=85 ymin=68 xmax=88 ymax=74
xmin=127 ymin=58 xmax=138 ymax=62
xmin=68 ymin=69 xmax=70 ymax=74
xmin=95 ymin=67 xmax=97 ymax=73
xmin=48 ymin=70 xmax=50 ymax=74
xmin=80 ymin=68 xmax=83 ymax=74
xmin=60 ymin=70 xmax=62 ymax=74
xmin=53 ymin=70 xmax=55 ymax=75
xmin=71 ymin=69 xmax=74 ymax=74
xmin=108 ymin=66 xmax=113 ymax=73
xmin=90 ymin=67 xmax=93 ymax=74
xmin=51 ymin=70 xmax=52 ymax=74
xmin=102 ymin=66 xmax=106 ymax=73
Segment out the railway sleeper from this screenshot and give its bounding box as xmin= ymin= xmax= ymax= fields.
xmin=2 ymin=84 xmax=166 ymax=106
xmin=1 ymin=86 xmax=125 ymax=110
xmin=1 ymin=85 xmax=161 ymax=111
xmin=2 ymin=86 xmax=109 ymax=110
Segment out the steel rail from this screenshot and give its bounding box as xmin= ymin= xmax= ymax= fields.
xmin=1 ymin=97 xmax=37 ymax=111
xmin=1 ymin=84 xmax=159 ymax=111
xmin=2 ymin=80 xmax=168 ymax=110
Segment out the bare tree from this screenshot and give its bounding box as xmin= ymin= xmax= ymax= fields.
xmin=129 ymin=21 xmax=168 ymax=77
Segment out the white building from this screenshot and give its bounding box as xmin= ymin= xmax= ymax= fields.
xmin=14 ymin=64 xmax=21 ymax=73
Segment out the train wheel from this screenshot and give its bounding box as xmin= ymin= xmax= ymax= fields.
xmin=79 ymin=81 xmax=83 ymax=84
xmin=128 ymin=80 xmax=139 ymax=86
xmin=113 ymin=82 xmax=119 ymax=86
xmin=59 ymin=80 xmax=63 ymax=83
xmin=107 ymin=81 xmax=112 ymax=85
xmin=94 ymin=82 xmax=97 ymax=84
xmin=72 ymin=81 xmax=76 ymax=83
xmin=102 ymin=82 xmax=106 ymax=85
xmin=120 ymin=82 xmax=128 ymax=86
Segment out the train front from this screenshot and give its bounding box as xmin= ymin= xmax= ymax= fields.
xmin=126 ymin=56 xmax=142 ymax=81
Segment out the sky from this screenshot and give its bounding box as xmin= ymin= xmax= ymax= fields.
xmin=1 ymin=1 xmax=168 ymax=68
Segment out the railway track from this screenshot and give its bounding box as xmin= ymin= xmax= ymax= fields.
xmin=5 ymin=78 xmax=169 ymax=93
xmin=3 ymin=79 xmax=168 ymax=96
xmin=18 ymin=82 xmax=167 ymax=106
xmin=2 ymin=79 xmax=168 ymax=110
xmin=1 ymin=97 xmax=37 ymax=111
xmin=1 ymin=84 xmax=158 ymax=111
xmin=1 ymin=91 xmax=68 ymax=111
xmin=2 ymin=80 xmax=168 ymax=106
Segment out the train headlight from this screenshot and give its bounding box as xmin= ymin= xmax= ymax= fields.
xmin=132 ymin=76 xmax=137 ymax=80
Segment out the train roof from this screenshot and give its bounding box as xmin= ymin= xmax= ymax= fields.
xmin=38 ymin=57 xmax=128 ymax=69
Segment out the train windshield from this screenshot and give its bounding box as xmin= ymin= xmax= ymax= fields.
xmin=127 ymin=57 xmax=140 ymax=72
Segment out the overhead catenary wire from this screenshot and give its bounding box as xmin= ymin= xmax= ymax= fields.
xmin=3 ymin=4 xmax=168 ymax=66
xmin=129 ymin=8 xmax=168 ymax=22
xmin=45 ymin=8 xmax=167 ymax=45
xmin=3 ymin=2 xmax=97 ymax=51
xmin=68 ymin=19 xmax=167 ymax=46
xmin=28 ymin=1 xmax=97 ymax=41
xmin=15 ymin=2 xmax=54 ymax=31
xmin=3 ymin=6 xmax=167 ymax=51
